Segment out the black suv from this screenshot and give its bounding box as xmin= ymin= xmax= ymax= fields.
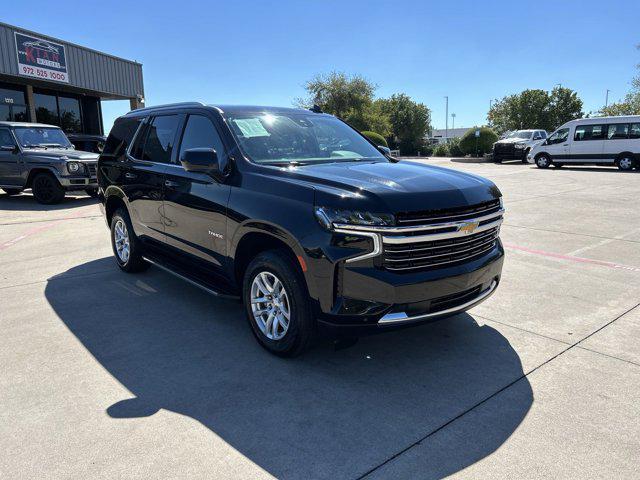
xmin=98 ymin=102 xmax=504 ymax=356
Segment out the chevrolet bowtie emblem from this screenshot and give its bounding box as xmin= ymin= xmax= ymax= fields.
xmin=458 ymin=221 xmax=479 ymax=234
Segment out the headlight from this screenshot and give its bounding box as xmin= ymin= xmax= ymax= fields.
xmin=514 ymin=143 xmax=526 ymax=149
xmin=67 ymin=161 xmax=82 ymax=173
xmin=314 ymin=207 xmax=394 ymax=230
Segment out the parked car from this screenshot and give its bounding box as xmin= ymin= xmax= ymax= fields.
xmin=0 ymin=122 xmax=98 ymax=203
xmin=493 ymin=129 xmax=548 ymax=163
xmin=528 ymin=116 xmax=640 ymax=170
xmin=98 ymin=102 xmax=505 ymax=356
xmin=67 ymin=133 xmax=107 ymax=154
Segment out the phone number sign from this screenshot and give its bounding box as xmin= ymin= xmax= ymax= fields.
xmin=15 ymin=32 xmax=69 ymax=83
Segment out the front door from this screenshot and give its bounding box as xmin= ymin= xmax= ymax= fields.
xmin=162 ymin=113 xmax=231 ymax=270
xmin=570 ymin=123 xmax=605 ymax=163
xmin=0 ymin=128 xmax=23 ymax=186
xmin=544 ymin=127 xmax=571 ymax=161
xmin=124 ymin=114 xmax=182 ymax=244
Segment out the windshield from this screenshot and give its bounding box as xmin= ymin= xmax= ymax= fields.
xmin=506 ymin=130 xmax=533 ymax=140
xmin=13 ymin=127 xmax=72 ymax=149
xmin=225 ymin=113 xmax=387 ymax=165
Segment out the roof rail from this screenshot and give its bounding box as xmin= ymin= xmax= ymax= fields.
xmin=125 ymin=102 xmax=207 ymax=115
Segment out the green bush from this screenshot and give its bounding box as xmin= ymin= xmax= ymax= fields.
xmin=361 ymin=130 xmax=388 ymax=147
xmin=432 ymin=143 xmax=449 ymax=157
xmin=448 ymin=138 xmax=464 ymax=157
xmin=459 ymin=127 xmax=498 ymax=156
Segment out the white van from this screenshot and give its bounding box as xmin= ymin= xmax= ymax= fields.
xmin=527 ymin=116 xmax=640 ymax=171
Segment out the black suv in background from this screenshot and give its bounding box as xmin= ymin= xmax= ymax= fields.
xmin=98 ymin=102 xmax=504 ymax=356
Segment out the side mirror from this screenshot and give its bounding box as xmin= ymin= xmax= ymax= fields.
xmin=378 ymin=145 xmax=391 ymax=156
xmin=180 ymin=148 xmax=221 ymax=176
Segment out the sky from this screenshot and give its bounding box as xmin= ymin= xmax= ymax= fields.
xmin=4 ymin=0 xmax=640 ymax=133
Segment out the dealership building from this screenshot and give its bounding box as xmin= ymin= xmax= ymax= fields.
xmin=0 ymin=22 xmax=144 ymax=135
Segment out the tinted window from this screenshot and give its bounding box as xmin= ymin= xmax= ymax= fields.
xmin=607 ymin=123 xmax=628 ymax=140
xmin=103 ymin=117 xmax=144 ymax=157
xmin=178 ymin=115 xmax=225 ymax=163
xmin=58 ymin=96 xmax=82 ymax=133
xmin=574 ymin=124 xmax=605 ymax=141
xmin=0 ymin=129 xmax=15 ymax=147
xmin=0 ymin=86 xmax=26 ymax=105
xmin=34 ymin=92 xmax=59 ymax=126
xmin=13 ymin=127 xmax=71 ymax=148
xmin=547 ymin=128 xmax=569 ymax=144
xmin=630 ymin=123 xmax=640 ymax=139
xmin=141 ymin=115 xmax=180 ymax=163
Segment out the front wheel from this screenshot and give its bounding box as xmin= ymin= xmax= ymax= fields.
xmin=521 ymin=149 xmax=530 ymax=163
xmin=535 ymin=154 xmax=551 ymax=169
xmin=617 ymin=155 xmax=635 ymax=171
xmin=32 ymin=173 xmax=65 ymax=204
xmin=243 ymin=250 xmax=315 ymax=357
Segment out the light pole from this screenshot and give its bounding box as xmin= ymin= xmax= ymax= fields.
xmin=444 ymin=96 xmax=449 ymax=143
xmin=605 ymin=89 xmax=611 ymax=107
xmin=451 ymin=113 xmax=456 ymax=130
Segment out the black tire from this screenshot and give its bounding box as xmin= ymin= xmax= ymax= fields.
xmin=84 ymin=188 xmax=98 ymax=198
xmin=32 ymin=172 xmax=65 ymax=204
xmin=2 ymin=188 xmax=22 ymax=195
xmin=243 ymin=249 xmax=315 ymax=357
xmin=554 ymin=163 xmax=563 ymax=168
xmin=535 ymin=154 xmax=551 ymax=169
xmin=494 ymin=157 xmax=502 ymax=164
xmin=521 ymin=149 xmax=530 ymax=163
xmin=616 ymin=155 xmax=635 ymax=171
xmin=110 ymin=208 xmax=149 ymax=273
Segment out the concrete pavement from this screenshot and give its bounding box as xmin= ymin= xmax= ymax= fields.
xmin=1 ymin=159 xmax=639 ymax=479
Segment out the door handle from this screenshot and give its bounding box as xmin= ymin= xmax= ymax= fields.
xmin=125 ymin=173 xmax=137 ymax=179
xmin=562 ymin=144 xmax=568 ymax=146
xmin=164 ymin=180 xmax=180 ymax=187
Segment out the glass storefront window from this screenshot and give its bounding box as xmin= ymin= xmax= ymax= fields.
xmin=0 ymin=86 xmax=26 ymax=105
xmin=58 ymin=96 xmax=82 ymax=133
xmin=34 ymin=92 xmax=60 ymax=126
xmin=0 ymin=105 xmax=10 ymax=122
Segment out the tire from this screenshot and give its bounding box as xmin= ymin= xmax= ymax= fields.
xmin=554 ymin=163 xmax=563 ymax=168
xmin=535 ymin=154 xmax=551 ymax=169
xmin=84 ymin=188 xmax=98 ymax=198
xmin=2 ymin=188 xmax=22 ymax=195
xmin=617 ymin=155 xmax=635 ymax=171
xmin=521 ymin=149 xmax=530 ymax=163
xmin=32 ymin=172 xmax=65 ymax=204
xmin=110 ymin=208 xmax=149 ymax=273
xmin=243 ymin=249 xmax=315 ymax=357
xmin=494 ymin=157 xmax=502 ymax=164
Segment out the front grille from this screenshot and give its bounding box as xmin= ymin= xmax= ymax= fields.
xmin=381 ymin=200 xmax=503 ymax=273
xmin=86 ymin=163 xmax=97 ymax=178
xmin=396 ymin=199 xmax=501 ymax=226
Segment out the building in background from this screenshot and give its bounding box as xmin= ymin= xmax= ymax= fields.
xmin=0 ymin=22 xmax=144 ymax=135
xmin=428 ymin=127 xmax=468 ymax=144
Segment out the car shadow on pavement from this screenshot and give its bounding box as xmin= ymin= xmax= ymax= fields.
xmin=45 ymin=258 xmax=533 ymax=480
xmin=0 ymin=192 xmax=97 ymax=211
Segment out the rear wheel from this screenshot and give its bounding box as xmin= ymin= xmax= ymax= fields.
xmin=617 ymin=155 xmax=635 ymax=171
xmin=2 ymin=188 xmax=22 ymax=195
xmin=535 ymin=154 xmax=551 ymax=169
xmin=32 ymin=172 xmax=65 ymax=204
xmin=110 ymin=208 xmax=149 ymax=273
xmin=243 ymin=250 xmax=315 ymax=357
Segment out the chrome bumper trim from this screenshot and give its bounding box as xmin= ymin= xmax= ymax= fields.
xmin=377 ymin=280 xmax=498 ymax=325
xmin=382 ymin=218 xmax=502 ymax=245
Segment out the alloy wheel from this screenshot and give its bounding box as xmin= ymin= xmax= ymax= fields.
xmin=618 ymin=157 xmax=633 ymax=170
xmin=250 ymin=271 xmax=291 ymax=340
xmin=114 ymin=219 xmax=130 ymax=263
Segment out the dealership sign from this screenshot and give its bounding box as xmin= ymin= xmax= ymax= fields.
xmin=15 ymin=32 xmax=69 ymax=83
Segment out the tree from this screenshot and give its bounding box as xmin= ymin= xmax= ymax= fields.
xmin=459 ymin=127 xmax=498 ymax=156
xmin=598 ymin=45 xmax=640 ymax=116
xmin=296 ymin=72 xmax=390 ymax=136
xmin=375 ymin=94 xmax=431 ymax=154
xmin=361 ymin=131 xmax=388 ymax=147
xmin=488 ymin=87 xmax=583 ymax=133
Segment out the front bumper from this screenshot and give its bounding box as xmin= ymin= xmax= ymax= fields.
xmin=316 ymin=241 xmax=504 ymax=334
xmin=493 ymin=146 xmax=527 ymax=160
xmin=58 ymin=176 xmax=98 ymax=189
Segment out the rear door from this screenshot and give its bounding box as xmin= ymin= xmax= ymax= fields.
xmin=124 ymin=114 xmax=181 ymax=243
xmin=570 ymin=123 xmax=606 ymax=163
xmin=162 ymin=112 xmax=231 ymax=270
xmin=0 ymin=128 xmax=23 ymax=186
xmin=604 ymin=123 xmax=631 ymax=161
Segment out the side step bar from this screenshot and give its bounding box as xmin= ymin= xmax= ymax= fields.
xmin=142 ymin=255 xmax=240 ymax=300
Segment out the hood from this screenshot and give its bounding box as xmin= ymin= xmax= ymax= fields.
xmin=271 ymin=160 xmax=501 ymax=214
xmin=22 ymin=148 xmax=99 ymax=162
xmin=495 ymin=137 xmax=529 ymax=144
